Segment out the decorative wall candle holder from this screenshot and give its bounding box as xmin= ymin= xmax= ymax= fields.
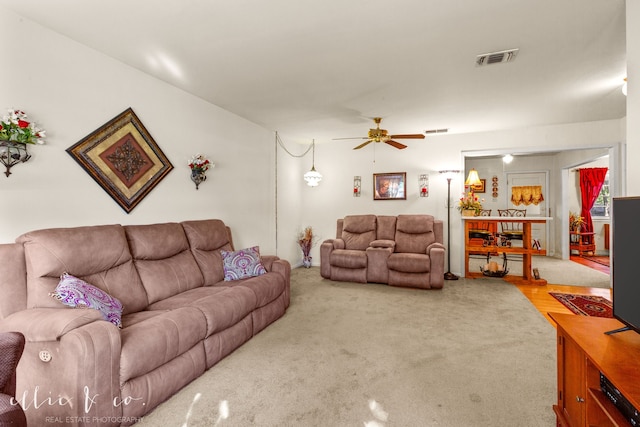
xmin=353 ymin=176 xmax=361 ymax=197
xmin=492 ymin=175 xmax=499 ymax=198
xmin=419 ymin=174 xmax=429 ymax=197
xmin=188 ymin=154 xmax=214 ymax=190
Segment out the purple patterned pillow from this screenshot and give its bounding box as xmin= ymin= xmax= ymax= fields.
xmin=49 ymin=273 xmax=124 ymax=328
xmin=221 ymin=246 xmax=267 ymax=281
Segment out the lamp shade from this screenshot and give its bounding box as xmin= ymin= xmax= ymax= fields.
xmin=304 ymin=167 xmax=322 ymax=187
xmin=465 ymin=168 xmax=481 ymax=186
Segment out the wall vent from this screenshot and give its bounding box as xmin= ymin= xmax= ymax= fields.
xmin=424 ymin=128 xmax=449 ymax=135
xmin=476 ymin=48 xmax=519 ymax=67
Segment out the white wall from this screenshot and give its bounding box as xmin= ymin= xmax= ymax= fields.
xmin=0 ymin=9 xmax=277 ymax=254
xmin=627 ymin=1 xmax=640 ymax=190
xmin=300 ymin=120 xmax=624 ymax=276
xmin=2 ymin=5 xmax=635 ymax=275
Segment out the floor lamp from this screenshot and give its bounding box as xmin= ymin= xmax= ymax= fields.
xmin=439 ymin=170 xmax=460 ymax=280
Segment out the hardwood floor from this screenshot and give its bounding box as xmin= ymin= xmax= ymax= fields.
xmin=515 ymin=282 xmax=612 ymax=325
xmin=514 ymin=255 xmax=611 ymax=326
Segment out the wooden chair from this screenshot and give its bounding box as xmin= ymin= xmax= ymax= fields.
xmin=497 ymin=209 xmax=526 ymax=246
xmin=468 ymin=209 xmax=494 ymax=246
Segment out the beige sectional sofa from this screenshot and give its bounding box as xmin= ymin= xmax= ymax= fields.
xmin=0 ymin=219 xmax=290 ymax=426
xmin=320 ymin=214 xmax=445 ymax=289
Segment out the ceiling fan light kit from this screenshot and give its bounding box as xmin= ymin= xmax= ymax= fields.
xmin=334 ymin=117 xmax=425 ymax=150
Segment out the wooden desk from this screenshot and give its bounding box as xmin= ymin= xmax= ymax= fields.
xmin=550 ymin=313 xmax=640 ymax=426
xmin=462 ymin=216 xmax=552 ymax=285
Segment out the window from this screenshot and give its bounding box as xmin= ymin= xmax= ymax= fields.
xmin=590 ymin=171 xmax=610 ymax=217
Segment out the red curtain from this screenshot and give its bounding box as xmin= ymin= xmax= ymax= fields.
xmin=579 ymin=167 xmax=608 ymax=234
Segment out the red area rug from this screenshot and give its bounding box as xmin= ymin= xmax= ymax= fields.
xmin=550 ymin=292 xmax=612 ymax=318
xmin=583 ymin=256 xmax=610 ymax=267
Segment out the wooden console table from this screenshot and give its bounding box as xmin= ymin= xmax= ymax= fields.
xmin=462 ymin=216 xmax=551 ymax=285
xmin=550 ymin=313 xmax=640 ymax=426
xmin=570 ymin=231 xmax=596 ymax=256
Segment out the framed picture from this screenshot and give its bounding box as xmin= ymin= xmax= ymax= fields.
xmin=373 ymin=172 xmax=406 ymax=200
xmin=67 ymin=108 xmax=174 ymax=213
xmin=472 ymin=178 xmax=486 ymax=193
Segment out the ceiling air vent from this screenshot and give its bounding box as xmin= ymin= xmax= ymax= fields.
xmin=476 ymin=48 xmax=519 ymax=67
xmin=424 ymin=128 xmax=449 ymax=135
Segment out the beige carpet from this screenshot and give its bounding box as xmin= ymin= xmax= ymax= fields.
xmin=138 ymin=268 xmax=557 ymax=427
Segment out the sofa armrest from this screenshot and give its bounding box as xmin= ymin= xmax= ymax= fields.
xmin=322 ymin=238 xmax=345 ymax=250
xmin=426 ymin=242 xmax=445 ymax=254
xmin=14 ymin=315 xmax=123 ymax=425
xmin=268 ymin=258 xmax=291 ymax=308
xmin=260 ymin=255 xmax=279 ymax=271
xmin=426 ymin=243 xmax=446 ymax=289
xmin=0 ymin=308 xmax=104 ymax=342
xmin=369 ymin=239 xmax=395 ymax=249
xmin=320 ymin=239 xmax=344 ymax=279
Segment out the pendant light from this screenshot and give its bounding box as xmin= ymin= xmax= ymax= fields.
xmin=303 ymin=140 xmax=322 ymax=187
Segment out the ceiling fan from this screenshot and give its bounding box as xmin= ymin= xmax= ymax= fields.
xmin=333 ymin=117 xmax=425 ymax=150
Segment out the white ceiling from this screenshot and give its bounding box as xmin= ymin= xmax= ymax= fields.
xmin=2 ymin=0 xmax=627 ymax=145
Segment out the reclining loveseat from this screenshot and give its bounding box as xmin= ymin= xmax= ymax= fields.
xmin=320 ymin=214 xmax=445 ymax=289
xmin=0 ymin=219 xmax=290 ymax=426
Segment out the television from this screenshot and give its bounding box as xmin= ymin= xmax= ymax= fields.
xmin=607 ymin=196 xmax=640 ymax=335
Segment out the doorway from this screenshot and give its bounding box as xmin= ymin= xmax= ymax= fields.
xmin=506 ymin=171 xmax=549 ymax=252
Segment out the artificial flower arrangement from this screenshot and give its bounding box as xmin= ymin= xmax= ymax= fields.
xmin=457 ymin=188 xmax=484 ymax=214
xmin=569 ymin=211 xmax=585 ymax=231
xmin=298 ymin=226 xmax=319 ymax=263
xmin=188 ymin=154 xmax=213 ymax=172
xmin=0 ymin=109 xmax=46 ymax=144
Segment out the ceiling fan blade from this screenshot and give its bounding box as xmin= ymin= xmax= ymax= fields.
xmin=389 ymin=133 xmax=426 ymax=139
xmin=353 ymin=140 xmax=373 ymax=150
xmin=385 ymin=140 xmax=408 ymax=149
xmin=332 ymin=137 xmax=369 ymax=140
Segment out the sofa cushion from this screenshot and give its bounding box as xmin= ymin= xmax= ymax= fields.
xmin=229 ymin=272 xmax=286 ymax=308
xmin=394 ymin=215 xmax=436 ymax=254
xmin=182 ymin=220 xmax=234 ymax=285
xmin=387 ymin=253 xmax=431 ymax=273
xmin=342 ymin=215 xmax=377 ymax=250
xmin=147 ymin=285 xmax=257 ymax=337
xmin=376 ymin=215 xmax=397 ymax=240
xmin=119 ymin=307 xmax=207 ymax=382
xmin=221 ymin=246 xmax=267 ymax=281
xmin=0 ymin=243 xmax=26 ymax=320
xmin=330 ymin=249 xmax=367 ymax=269
xmin=17 ymin=224 xmax=149 ymax=314
xmin=186 ymin=287 xmax=257 ymax=337
xmin=125 ymin=223 xmax=204 ymax=305
xmin=49 ymin=273 xmax=124 ymax=328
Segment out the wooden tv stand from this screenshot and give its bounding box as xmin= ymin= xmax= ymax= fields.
xmin=550 ymin=313 xmax=640 ymax=426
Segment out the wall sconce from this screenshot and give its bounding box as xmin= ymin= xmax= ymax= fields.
xmin=188 ymin=153 xmax=214 ymax=190
xmin=353 ymin=176 xmax=361 ymax=197
xmin=502 ymin=154 xmax=513 ymax=164
xmin=1 ymin=109 xmax=45 ymax=177
xmin=0 ymin=141 xmax=31 ymax=177
xmin=419 ymin=174 xmax=429 ymax=197
xmin=303 ymin=140 xmax=322 ymax=187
